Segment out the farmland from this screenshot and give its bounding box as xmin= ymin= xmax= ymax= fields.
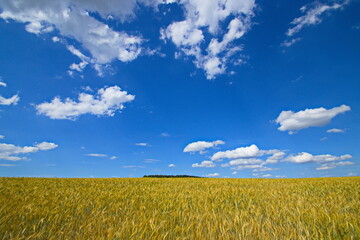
xmin=1 ymin=177 xmax=359 ymax=239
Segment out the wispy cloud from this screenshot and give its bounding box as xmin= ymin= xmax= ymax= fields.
xmin=135 ymin=143 xmax=150 ymax=147
xmin=286 ymin=1 xmax=349 ymax=37
xmin=144 ymin=159 xmax=160 ymax=163
xmin=205 ymin=173 xmax=220 ymax=177
xmin=327 ymin=128 xmax=345 ymax=133
xmin=85 ymin=153 xmax=108 ymax=157
xmin=0 ymin=164 xmax=16 ymax=167
xmin=283 ymin=0 xmax=349 ymax=47
xmin=123 ymin=165 xmax=145 ymax=168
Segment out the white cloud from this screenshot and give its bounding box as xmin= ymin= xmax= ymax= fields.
xmin=286 ymin=1 xmax=349 ymax=37
xmin=284 ymin=152 xmax=352 ymax=164
xmin=261 ymin=174 xmax=271 ymax=178
xmin=168 ymin=163 xmax=176 ymax=167
xmin=252 ymin=167 xmax=276 ymax=172
xmin=0 ymin=164 xmax=16 ymax=167
xmin=161 ymin=0 xmax=256 ymax=79
xmin=0 ymin=141 xmax=58 ymax=161
xmin=52 ymin=36 xmax=60 ymax=42
xmin=265 ymin=151 xmax=285 ymax=164
xmin=213 ymin=145 xmax=285 ymax=171
xmin=221 ymin=158 xmax=263 ymax=167
xmin=276 ymin=105 xmax=350 ymax=133
xmin=192 ymin=160 xmax=216 ymax=168
xmin=161 ymin=132 xmax=170 ymax=137
xmin=232 ymin=171 xmax=237 ymax=175
xmin=110 ymin=156 xmax=117 ymax=160
xmin=0 ymin=79 xmax=6 ymax=87
xmin=0 ymin=94 xmax=20 ymax=105
xmin=316 ymin=161 xmax=354 ymax=170
xmin=207 ymin=143 xmax=283 ymax=173
xmin=0 ymin=135 xmax=4 ymax=139
xmin=144 ymin=158 xmax=160 ymax=163
xmin=205 ymin=173 xmax=220 ymax=177
xmin=327 ymin=128 xmax=345 ymax=133
xmin=281 ymin=37 xmax=301 ymax=47
xmin=0 ymin=0 xmax=158 ymax=75
xmin=230 ymin=164 xmax=264 ymax=170
xmin=211 ymin=144 xmax=261 ymax=161
xmin=348 ymin=172 xmax=357 ymax=176
xmin=184 ymin=140 xmax=224 ymax=153
xmin=123 ymin=165 xmax=145 ymax=168
xmin=86 ymin=153 xmax=108 ymax=157
xmin=135 ymin=143 xmax=149 ymax=146
xmin=36 ymin=142 xmax=58 ymax=150
xmin=275 ymin=175 xmax=286 ymax=178
xmin=161 ymin=20 xmax=204 ymax=47
xmin=36 ymin=86 xmax=135 ymax=120
xmin=0 ymin=0 xmax=256 ymax=79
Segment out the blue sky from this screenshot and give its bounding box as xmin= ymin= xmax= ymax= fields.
xmin=0 ymin=0 xmax=359 ymax=178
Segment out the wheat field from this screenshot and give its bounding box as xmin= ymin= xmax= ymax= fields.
xmin=0 ymin=177 xmax=359 ymax=239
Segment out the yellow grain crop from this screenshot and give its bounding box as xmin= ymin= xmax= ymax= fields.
xmin=0 ymin=177 xmax=359 ymax=239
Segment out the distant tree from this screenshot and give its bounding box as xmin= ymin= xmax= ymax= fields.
xmin=143 ymin=175 xmax=203 ymax=178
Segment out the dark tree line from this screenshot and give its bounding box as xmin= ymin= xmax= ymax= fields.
xmin=143 ymin=175 xmax=203 ymax=178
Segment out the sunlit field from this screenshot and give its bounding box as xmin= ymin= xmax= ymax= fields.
xmin=1 ymin=177 xmax=359 ymax=239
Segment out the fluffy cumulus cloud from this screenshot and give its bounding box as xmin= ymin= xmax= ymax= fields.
xmin=283 ymin=0 xmax=349 ymax=47
xmin=192 ymin=160 xmax=216 ymax=168
xmin=168 ymin=163 xmax=176 ymax=167
xmin=36 ymin=86 xmax=135 ymax=120
xmin=36 ymin=142 xmax=58 ymax=150
xmin=161 ymin=0 xmax=256 ymax=79
xmin=0 ymin=0 xmax=162 ymax=75
xmin=189 ymin=141 xmax=354 ymax=172
xmin=211 ymin=144 xmax=261 ymax=161
xmin=284 ymin=152 xmax=352 ymax=163
xmin=275 ymin=105 xmax=350 ymax=134
xmin=0 ymin=0 xmax=256 ymax=79
xmin=210 ymin=144 xmax=285 ymax=171
xmin=0 ymin=141 xmax=58 ymax=161
xmin=184 ymin=140 xmax=224 ymax=153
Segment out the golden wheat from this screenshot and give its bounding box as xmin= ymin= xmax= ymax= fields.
xmin=0 ymin=177 xmax=359 ymax=239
